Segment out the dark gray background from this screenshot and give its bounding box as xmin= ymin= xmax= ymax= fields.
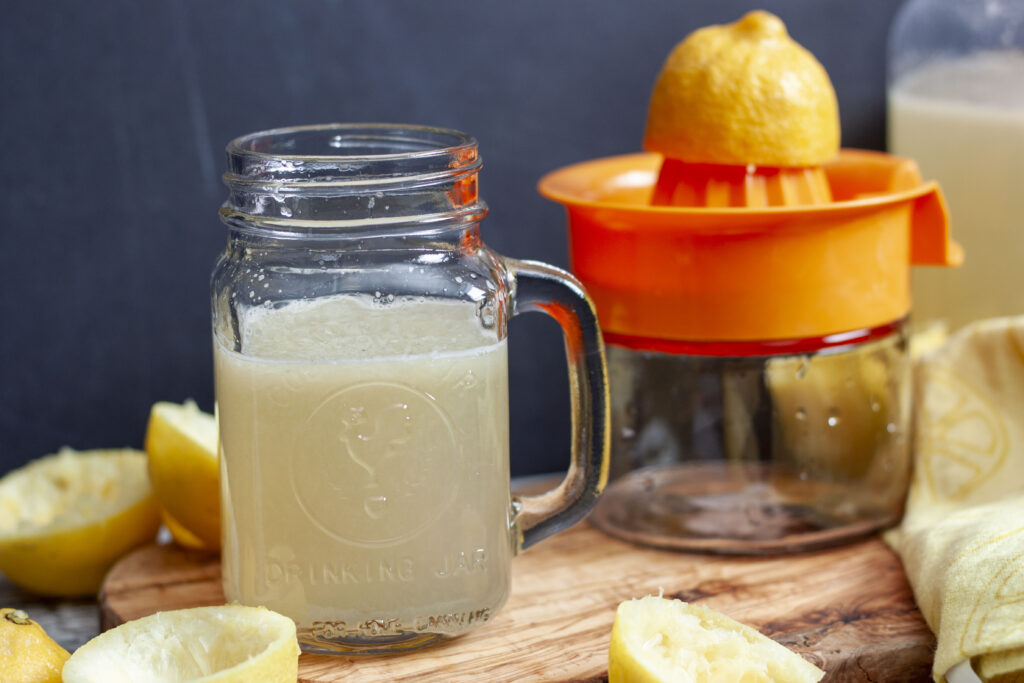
xmin=0 ymin=0 xmax=901 ymax=477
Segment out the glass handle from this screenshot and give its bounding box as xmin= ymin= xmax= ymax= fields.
xmin=504 ymin=258 xmax=610 ymax=552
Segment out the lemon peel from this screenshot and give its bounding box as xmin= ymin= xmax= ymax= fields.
xmin=145 ymin=400 xmax=220 ymax=550
xmin=0 ymin=449 xmax=160 ymax=597
xmin=61 ymin=605 xmax=300 ymax=683
xmin=608 ymin=596 xmax=824 ymax=682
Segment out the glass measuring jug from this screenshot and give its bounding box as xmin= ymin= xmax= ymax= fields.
xmin=211 ymin=124 xmax=609 ymax=654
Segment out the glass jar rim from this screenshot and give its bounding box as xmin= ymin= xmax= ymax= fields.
xmin=225 ymin=123 xmax=480 ymax=184
xmin=220 ymin=123 xmax=487 ymax=236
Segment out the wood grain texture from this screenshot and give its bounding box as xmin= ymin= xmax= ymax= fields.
xmin=100 ymin=524 xmax=934 ymax=682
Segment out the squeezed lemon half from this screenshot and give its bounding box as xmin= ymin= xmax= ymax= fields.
xmin=0 ymin=608 xmax=70 ymax=683
xmin=644 ymin=10 xmax=840 ymax=167
xmin=0 ymin=449 xmax=160 ymax=597
xmin=609 ymin=596 xmax=824 ymax=682
xmin=61 ymin=605 xmax=300 ymax=683
xmin=145 ymin=401 xmax=220 ymax=550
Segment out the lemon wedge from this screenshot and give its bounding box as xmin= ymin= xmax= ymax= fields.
xmin=0 ymin=608 xmax=70 ymax=683
xmin=644 ymin=10 xmax=839 ymax=167
xmin=609 ymin=596 xmax=824 ymax=683
xmin=61 ymin=605 xmax=300 ymax=683
xmin=145 ymin=401 xmax=220 ymax=550
xmin=0 ymin=449 xmax=160 ymax=597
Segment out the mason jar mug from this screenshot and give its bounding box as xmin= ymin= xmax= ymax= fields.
xmin=211 ymin=124 xmax=609 ymax=654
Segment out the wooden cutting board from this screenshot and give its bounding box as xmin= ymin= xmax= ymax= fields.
xmin=100 ymin=522 xmax=935 ymax=682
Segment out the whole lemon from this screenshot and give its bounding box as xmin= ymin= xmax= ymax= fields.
xmin=0 ymin=608 xmax=70 ymax=683
xmin=644 ymin=10 xmax=840 ymax=167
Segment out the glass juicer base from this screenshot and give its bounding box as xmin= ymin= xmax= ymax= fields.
xmin=590 ymin=463 xmax=901 ymax=554
xmin=591 ymin=326 xmax=911 ymax=554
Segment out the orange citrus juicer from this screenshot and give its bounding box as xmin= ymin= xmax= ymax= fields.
xmin=539 ymin=149 xmax=961 ymax=347
xmin=537 ymin=10 xmax=964 ymax=556
xmin=539 ymin=11 xmax=962 ymax=348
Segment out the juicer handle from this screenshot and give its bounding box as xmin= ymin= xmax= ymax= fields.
xmin=504 ymin=258 xmax=610 ymax=552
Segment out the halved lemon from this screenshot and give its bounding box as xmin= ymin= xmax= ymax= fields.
xmin=61 ymin=605 xmax=300 ymax=683
xmin=145 ymin=401 xmax=220 ymax=550
xmin=609 ymin=596 xmax=824 ymax=682
xmin=0 ymin=449 xmax=160 ymax=597
xmin=644 ymin=10 xmax=840 ymax=167
xmin=0 ymin=608 xmax=70 ymax=683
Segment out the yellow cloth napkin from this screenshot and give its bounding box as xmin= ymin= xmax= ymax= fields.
xmin=889 ymin=317 xmax=1024 ymax=682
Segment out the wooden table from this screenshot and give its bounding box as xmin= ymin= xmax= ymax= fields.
xmin=98 ymin=522 xmax=935 ymax=682
xmin=2 ymin=471 xmax=937 ymax=681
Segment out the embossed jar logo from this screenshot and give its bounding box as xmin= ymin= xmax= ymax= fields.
xmin=291 ymin=382 xmax=460 ymax=546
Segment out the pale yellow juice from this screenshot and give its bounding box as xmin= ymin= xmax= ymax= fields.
xmin=889 ymin=50 xmax=1024 ymax=330
xmin=215 ymin=294 xmax=512 ymax=648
